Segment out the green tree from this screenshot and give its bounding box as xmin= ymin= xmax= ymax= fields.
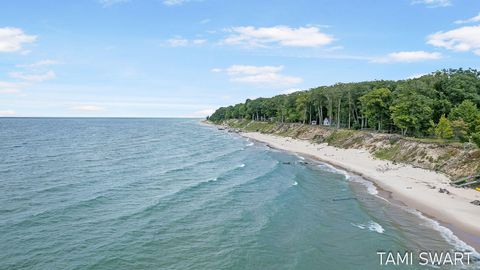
xmin=472 ymin=133 xmax=480 ymax=148
xmin=208 ymin=68 xmax=480 ymax=142
xmin=451 ymin=119 xmax=469 ymax=142
xmin=449 ymin=100 xmax=480 ymax=134
xmin=390 ymin=88 xmax=433 ymax=136
xmin=359 ymin=88 xmax=392 ymax=131
xmin=435 ymin=114 xmax=454 ymax=139
xmin=295 ymin=92 xmax=309 ymax=124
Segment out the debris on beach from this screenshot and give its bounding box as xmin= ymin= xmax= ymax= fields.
xmin=438 ymin=188 xmax=450 ymax=194
xmin=470 ymin=200 xmax=480 ymax=206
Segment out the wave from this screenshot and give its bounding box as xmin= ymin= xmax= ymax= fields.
xmin=317 ymin=163 xmax=350 ymax=180
xmin=405 ymin=208 xmax=480 ymax=259
xmin=351 ymin=221 xmax=385 ymax=234
xmin=221 ymin=161 xmax=282 ymax=197
xmin=316 ymin=162 xmax=385 ymax=200
xmin=289 ymin=150 xmax=478 ymax=257
xmin=349 ymin=173 xmax=480 ymax=258
xmin=292 ymin=181 xmax=298 ymax=186
xmin=111 ymin=160 xmax=257 ymax=222
xmin=349 ymin=176 xmax=379 ymax=196
xmin=246 ymin=142 xmax=254 ymax=147
xmin=158 ymin=148 xmax=245 ymax=176
xmin=295 ymin=154 xmax=305 ymax=160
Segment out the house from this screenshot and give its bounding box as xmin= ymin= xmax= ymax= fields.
xmin=323 ymin=117 xmax=330 ymax=126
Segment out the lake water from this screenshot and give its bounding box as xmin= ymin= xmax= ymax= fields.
xmin=0 ymin=118 xmax=477 ymax=269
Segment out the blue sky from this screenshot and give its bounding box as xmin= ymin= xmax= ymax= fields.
xmin=1 ymin=0 xmax=480 ymax=117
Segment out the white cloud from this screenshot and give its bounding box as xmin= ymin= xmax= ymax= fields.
xmin=222 ymin=25 xmax=334 ymax=48
xmin=200 ymin=19 xmax=211 ymax=24
xmin=71 ymin=105 xmax=105 ymax=112
xmin=0 ymin=110 xmax=16 ymax=116
xmin=0 ymin=81 xmax=26 ymax=94
xmin=282 ymin=88 xmax=301 ymax=94
xmin=0 ymin=27 xmax=36 ymax=53
xmin=192 ymin=108 xmax=216 ymax=117
xmin=225 ymin=65 xmax=284 ymax=75
xmin=372 ymin=51 xmax=442 ymax=63
xmin=9 ymin=70 xmax=56 ymax=82
xmin=167 ymin=37 xmax=189 ymax=47
xmin=213 ymin=65 xmax=302 ymax=87
xmin=427 ymin=25 xmax=480 ymax=55
xmin=166 ymin=37 xmax=206 ymax=47
xmin=99 ymin=0 xmax=130 ymax=7
xmin=231 ymin=73 xmax=302 ymax=86
xmin=0 ymin=89 xmax=20 ymax=94
xmin=411 ymin=0 xmax=451 ymax=7
xmin=2 ymin=60 xmax=58 ymax=95
xmin=16 ymin=59 xmax=60 ymax=68
xmin=407 ymin=73 xmax=429 ymax=79
xmin=193 ymin=39 xmax=207 ymax=45
xmin=454 ymin=13 xmax=480 ymax=24
xmin=163 ymin=0 xmax=189 ymax=6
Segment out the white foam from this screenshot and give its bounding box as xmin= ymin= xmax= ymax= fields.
xmin=351 ymin=177 xmax=480 ymax=261
xmin=318 ymin=163 xmax=350 ymax=180
xmin=238 ymin=163 xmax=245 ymax=168
xmin=317 ymin=159 xmax=480 ymax=261
xmin=292 ymin=181 xmax=298 ymax=186
xmin=368 ymin=221 xmax=385 ymax=234
xmin=350 ymin=176 xmax=379 ymax=196
xmin=317 ymin=162 xmax=384 ymax=199
xmin=246 ymin=142 xmax=254 ymax=146
xmin=351 ymin=223 xmax=366 ymax=230
xmin=208 ymin=177 xmax=218 ymax=182
xmin=295 ymin=154 xmax=305 ymax=160
xmin=406 ymin=208 xmax=480 ymax=258
xmin=352 ymin=221 xmax=385 ymax=234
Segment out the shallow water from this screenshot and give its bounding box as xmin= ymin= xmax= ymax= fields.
xmin=0 ymin=118 xmax=477 ymax=269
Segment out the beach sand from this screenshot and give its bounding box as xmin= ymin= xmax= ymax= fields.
xmin=241 ymin=132 xmax=480 ymax=241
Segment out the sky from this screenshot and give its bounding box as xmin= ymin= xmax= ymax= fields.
xmin=1 ymin=0 xmax=480 ymax=117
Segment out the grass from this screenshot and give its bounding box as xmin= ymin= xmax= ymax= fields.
xmin=325 ymin=130 xmax=356 ymax=146
xmin=403 ymin=136 xmax=464 ymax=147
xmin=374 ymin=145 xmax=401 ymax=160
xmin=242 ymin=121 xmax=276 ymax=133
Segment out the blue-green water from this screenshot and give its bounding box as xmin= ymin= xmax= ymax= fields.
xmin=0 ymin=118 xmax=477 ymax=269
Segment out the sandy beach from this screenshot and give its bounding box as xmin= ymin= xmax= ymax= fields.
xmin=241 ymin=132 xmax=480 ymax=240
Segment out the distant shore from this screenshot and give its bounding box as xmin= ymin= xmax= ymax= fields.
xmin=238 ymin=131 xmax=480 ymax=250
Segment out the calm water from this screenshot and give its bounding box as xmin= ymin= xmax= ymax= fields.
xmin=0 ymin=118 xmax=477 ymax=269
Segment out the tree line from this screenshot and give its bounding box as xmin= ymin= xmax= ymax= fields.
xmin=208 ymin=69 xmax=480 ymax=146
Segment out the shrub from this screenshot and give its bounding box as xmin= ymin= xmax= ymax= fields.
xmin=472 ymin=132 xmax=480 ymax=148
xmin=435 ymin=114 xmax=454 ymax=139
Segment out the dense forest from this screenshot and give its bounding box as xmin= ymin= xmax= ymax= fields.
xmin=208 ymin=69 xmax=480 ymax=146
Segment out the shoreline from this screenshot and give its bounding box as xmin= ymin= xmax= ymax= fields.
xmin=239 ymin=131 xmax=480 ymax=252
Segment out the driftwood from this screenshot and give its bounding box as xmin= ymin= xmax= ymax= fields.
xmin=452 ymin=175 xmax=480 ymax=188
